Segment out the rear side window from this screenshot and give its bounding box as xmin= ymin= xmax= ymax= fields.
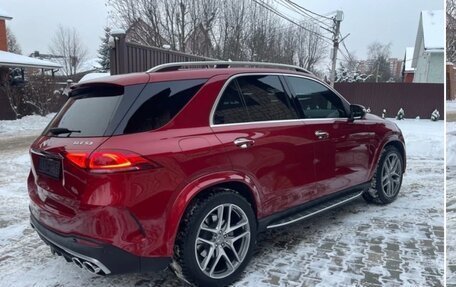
xmin=237 ymin=76 xmax=298 ymax=122
xmin=213 ymin=81 xmax=250 ymax=125
xmin=121 ymin=79 xmax=206 ymax=134
xmin=286 ymin=76 xmax=347 ymax=118
xmin=213 ymin=75 xmax=297 ymax=125
xmin=44 ymin=85 xmax=124 ymax=137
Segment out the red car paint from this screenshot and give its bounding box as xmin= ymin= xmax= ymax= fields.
xmin=28 ymin=68 xmax=406 ymax=263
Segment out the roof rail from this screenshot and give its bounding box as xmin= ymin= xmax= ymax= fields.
xmin=146 ymin=61 xmax=313 ymax=75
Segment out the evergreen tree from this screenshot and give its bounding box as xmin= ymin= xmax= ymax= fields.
xmin=98 ymin=27 xmax=111 ymax=71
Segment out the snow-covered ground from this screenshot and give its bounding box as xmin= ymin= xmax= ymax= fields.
xmin=0 ymin=114 xmax=54 ymax=138
xmin=447 ymin=101 xmax=456 ymax=286
xmin=0 ymin=116 xmax=444 ymax=286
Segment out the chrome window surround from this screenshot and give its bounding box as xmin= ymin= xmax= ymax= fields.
xmin=209 ymin=73 xmax=351 ymax=127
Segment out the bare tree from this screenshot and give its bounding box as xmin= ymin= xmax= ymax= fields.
xmin=6 ymin=27 xmax=21 ymax=54
xmin=366 ymin=42 xmax=392 ymax=82
xmin=49 ymin=25 xmax=88 ymax=76
xmin=295 ymin=22 xmax=329 ymax=72
xmin=186 ymin=0 xmax=218 ymax=56
xmin=107 ymin=0 xmax=328 ymax=70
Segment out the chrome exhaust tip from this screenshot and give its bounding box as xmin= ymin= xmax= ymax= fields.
xmin=82 ymin=261 xmax=102 ymax=274
xmin=71 ymin=257 xmax=84 ymax=268
xmin=71 ymin=257 xmax=103 ymax=274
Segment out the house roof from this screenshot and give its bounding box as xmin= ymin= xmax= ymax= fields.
xmin=0 ymin=50 xmax=61 ymax=69
xmin=0 ymin=7 xmax=12 ymax=20
xmin=421 ymin=10 xmax=444 ymax=50
xmin=404 ymin=47 xmax=415 ymax=72
xmin=412 ymin=10 xmax=443 ymax=68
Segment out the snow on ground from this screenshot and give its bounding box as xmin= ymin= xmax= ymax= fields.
xmin=447 ymin=105 xmax=456 ymax=286
xmin=0 ymin=114 xmax=54 ymax=138
xmin=0 ymin=116 xmax=444 ymax=287
xmin=448 ymin=101 xmax=456 ymax=114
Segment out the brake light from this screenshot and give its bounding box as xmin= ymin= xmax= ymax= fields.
xmin=65 ymin=150 xmax=157 ymax=173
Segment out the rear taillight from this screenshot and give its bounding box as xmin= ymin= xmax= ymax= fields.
xmin=65 ymin=150 xmax=158 ymax=173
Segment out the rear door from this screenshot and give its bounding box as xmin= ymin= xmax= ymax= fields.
xmin=284 ymin=75 xmax=374 ymax=196
xmin=210 ymin=74 xmax=316 ymax=216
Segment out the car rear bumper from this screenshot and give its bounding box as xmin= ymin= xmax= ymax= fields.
xmin=30 ymin=213 xmax=171 ymax=275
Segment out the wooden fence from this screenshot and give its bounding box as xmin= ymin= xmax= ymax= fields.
xmin=110 ymin=33 xmax=213 ymax=75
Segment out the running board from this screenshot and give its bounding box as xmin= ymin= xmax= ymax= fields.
xmin=266 ymin=191 xmax=363 ymax=229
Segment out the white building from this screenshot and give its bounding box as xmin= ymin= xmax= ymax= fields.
xmin=411 ymin=10 xmax=444 ymax=83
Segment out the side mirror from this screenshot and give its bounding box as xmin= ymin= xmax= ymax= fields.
xmin=349 ymin=104 xmax=366 ymax=121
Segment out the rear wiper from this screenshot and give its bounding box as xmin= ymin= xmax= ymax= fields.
xmin=49 ymin=127 xmax=81 ymax=136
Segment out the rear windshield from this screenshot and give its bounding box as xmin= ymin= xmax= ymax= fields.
xmin=44 ymin=85 xmax=124 ymax=137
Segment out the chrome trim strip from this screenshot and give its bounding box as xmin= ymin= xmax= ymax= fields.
xmin=208 ymin=73 xmax=350 ymax=127
xmin=210 ymin=118 xmax=341 ymax=128
xmin=147 ymin=61 xmax=312 ymax=74
xmin=31 ymin=222 xmax=111 ymax=274
xmin=266 ymin=192 xmax=363 ymax=229
xmin=30 ymin=148 xmax=63 ymax=160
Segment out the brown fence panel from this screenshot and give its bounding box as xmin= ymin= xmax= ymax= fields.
xmin=111 ymin=34 xmax=214 ymax=75
xmin=334 ymin=82 xmax=444 ymax=119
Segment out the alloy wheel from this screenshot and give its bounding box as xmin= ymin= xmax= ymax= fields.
xmin=194 ymin=203 xmax=251 ymax=279
xmin=380 ymin=153 xmax=402 ymax=197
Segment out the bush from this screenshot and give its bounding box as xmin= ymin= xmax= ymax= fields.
xmin=431 ymin=109 xmax=440 ymax=121
xmin=396 ymin=108 xmax=405 ymax=120
xmin=8 ymin=75 xmax=67 ymax=117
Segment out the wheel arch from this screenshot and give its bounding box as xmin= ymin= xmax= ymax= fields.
xmin=164 ymin=172 xmax=262 ymax=256
xmin=369 ymin=136 xmax=406 ymax=180
xmin=383 ymin=140 xmax=406 ymax=171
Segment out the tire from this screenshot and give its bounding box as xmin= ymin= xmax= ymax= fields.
xmin=363 ymin=146 xmax=404 ymax=204
xmin=173 ymin=189 xmax=257 ymax=287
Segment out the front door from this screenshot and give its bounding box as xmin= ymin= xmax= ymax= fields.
xmin=210 ymin=75 xmax=316 ymax=216
xmin=285 ymin=75 xmax=374 ymax=197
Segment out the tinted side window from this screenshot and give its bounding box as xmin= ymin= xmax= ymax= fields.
xmin=237 ymin=75 xmax=298 ymax=122
xmin=286 ymin=76 xmax=347 ymax=119
xmin=213 ymin=81 xmax=250 ymax=125
xmin=122 ymin=79 xmax=206 ymax=134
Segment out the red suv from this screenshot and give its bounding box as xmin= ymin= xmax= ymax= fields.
xmin=28 ymin=61 xmax=405 ymax=286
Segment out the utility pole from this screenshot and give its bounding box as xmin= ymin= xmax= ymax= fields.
xmin=330 ymin=10 xmax=344 ymax=87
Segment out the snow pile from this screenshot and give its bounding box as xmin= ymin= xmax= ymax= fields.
xmin=79 ymin=72 xmax=110 ymax=83
xmin=0 ymin=114 xmax=54 ymax=138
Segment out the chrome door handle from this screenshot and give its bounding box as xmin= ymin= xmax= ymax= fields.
xmin=315 ymin=130 xmax=329 ymax=140
xmin=233 ymin=138 xmax=255 ymax=149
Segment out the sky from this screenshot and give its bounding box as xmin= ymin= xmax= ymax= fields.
xmin=293 ymin=0 xmax=443 ymax=60
xmin=0 ymin=0 xmax=443 ymax=62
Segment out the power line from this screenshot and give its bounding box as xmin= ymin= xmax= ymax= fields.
xmin=341 ymin=37 xmax=354 ymax=62
xmin=274 ymin=0 xmax=333 ymax=30
xmin=283 ymin=0 xmax=334 ymax=20
xmin=251 ymin=0 xmax=333 ymax=42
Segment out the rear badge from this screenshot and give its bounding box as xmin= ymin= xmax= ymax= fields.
xmin=73 ymin=141 xmax=94 ymax=146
